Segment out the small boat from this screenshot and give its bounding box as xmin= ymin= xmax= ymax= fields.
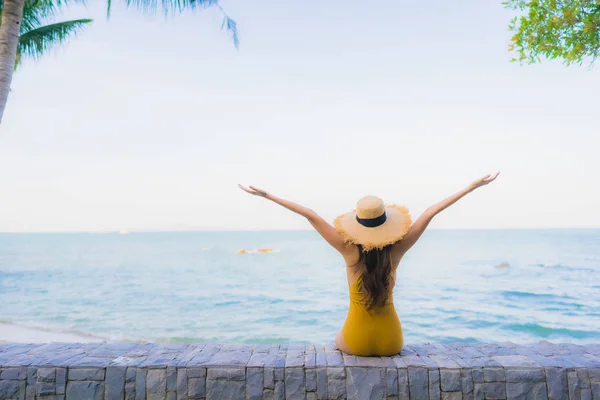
xmin=237 ymin=248 xmax=277 ymax=254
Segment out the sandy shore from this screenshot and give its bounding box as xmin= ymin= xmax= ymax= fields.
xmin=0 ymin=322 xmax=107 ymax=343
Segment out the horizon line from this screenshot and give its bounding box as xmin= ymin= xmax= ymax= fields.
xmin=0 ymin=227 xmax=599 ymax=234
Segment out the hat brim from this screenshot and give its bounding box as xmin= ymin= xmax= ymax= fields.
xmin=334 ymin=205 xmax=412 ymax=252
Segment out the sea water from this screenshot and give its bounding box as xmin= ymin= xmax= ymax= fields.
xmin=0 ymin=230 xmax=599 ymax=344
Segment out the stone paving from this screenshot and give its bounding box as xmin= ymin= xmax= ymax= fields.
xmin=1 ymin=341 xmax=599 ymax=399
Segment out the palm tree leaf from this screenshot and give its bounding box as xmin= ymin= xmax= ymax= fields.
xmin=1 ymin=0 xmax=86 ymax=34
xmin=17 ymin=18 xmax=92 ymax=63
xmin=108 ymin=0 xmax=239 ymax=47
xmin=118 ymin=0 xmax=217 ymax=15
xmin=20 ymin=1 xmax=59 ymax=33
xmin=221 ymin=15 xmax=238 ymax=49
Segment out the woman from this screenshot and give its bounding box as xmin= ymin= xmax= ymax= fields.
xmin=239 ymin=173 xmax=499 ymax=356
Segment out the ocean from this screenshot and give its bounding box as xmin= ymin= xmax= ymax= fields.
xmin=0 ymin=230 xmax=599 ymax=345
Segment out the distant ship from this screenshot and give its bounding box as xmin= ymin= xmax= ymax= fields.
xmin=119 ymin=229 xmax=130 ymax=235
xmin=237 ymin=248 xmax=278 ymax=254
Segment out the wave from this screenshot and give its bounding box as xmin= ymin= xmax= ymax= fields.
xmin=503 ymin=322 xmax=600 ymax=339
xmin=531 ymin=263 xmax=597 ymax=272
xmin=214 ymin=300 xmax=242 ymax=307
xmin=443 ymin=317 xmax=498 ymax=330
xmin=500 ymin=290 xmax=575 ymax=301
xmin=500 ymin=291 xmax=591 ymax=311
xmin=0 ymin=320 xmax=138 ymax=343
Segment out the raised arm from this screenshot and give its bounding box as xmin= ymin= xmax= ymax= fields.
xmin=238 ymin=185 xmax=352 ymax=256
xmin=394 ymin=173 xmax=499 ymax=255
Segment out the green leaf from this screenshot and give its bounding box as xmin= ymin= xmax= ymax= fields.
xmin=221 ymin=15 xmax=238 ymax=49
xmin=104 ymin=0 xmax=239 ymax=48
xmin=116 ymin=0 xmax=218 ymax=16
xmin=17 ymin=19 xmax=92 ymax=66
xmin=505 ymin=0 xmax=600 ymax=65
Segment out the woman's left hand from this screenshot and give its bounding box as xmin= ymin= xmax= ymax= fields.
xmin=238 ymin=184 xmax=268 ymax=197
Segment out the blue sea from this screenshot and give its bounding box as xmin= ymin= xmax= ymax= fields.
xmin=0 ymin=230 xmax=599 ymax=344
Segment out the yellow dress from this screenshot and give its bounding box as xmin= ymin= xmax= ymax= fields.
xmin=341 ymin=276 xmax=403 ymax=356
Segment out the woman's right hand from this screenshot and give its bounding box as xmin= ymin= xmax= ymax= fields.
xmin=470 ymin=172 xmax=500 ymax=189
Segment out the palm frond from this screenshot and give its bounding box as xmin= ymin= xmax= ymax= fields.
xmin=20 ymin=0 xmax=60 ymax=33
xmin=0 ymin=0 xmax=86 ymax=34
xmin=221 ymin=15 xmax=238 ymax=49
xmin=22 ymin=0 xmax=86 ymax=10
xmin=17 ymin=18 xmax=92 ymax=64
xmin=107 ymin=0 xmax=239 ymax=48
xmin=117 ymin=0 xmax=217 ymax=16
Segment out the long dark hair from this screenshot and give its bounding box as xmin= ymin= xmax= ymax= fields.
xmin=355 ymin=244 xmax=394 ymax=310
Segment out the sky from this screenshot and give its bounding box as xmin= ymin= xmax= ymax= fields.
xmin=0 ymin=0 xmax=598 ymax=232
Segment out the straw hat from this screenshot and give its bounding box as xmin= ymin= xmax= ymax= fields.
xmin=334 ymin=196 xmax=412 ymax=252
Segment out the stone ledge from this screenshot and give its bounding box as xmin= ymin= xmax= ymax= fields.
xmin=0 ymin=341 xmax=599 ymax=399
